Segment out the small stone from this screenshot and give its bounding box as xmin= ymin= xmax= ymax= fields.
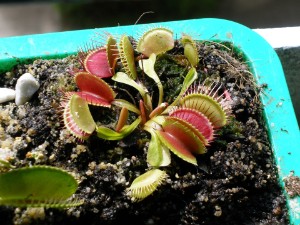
xmin=0 ymin=147 xmax=15 ymax=163
xmin=0 ymin=88 xmax=16 ymax=103
xmin=214 ymin=205 xmax=222 ymax=217
xmin=15 ymin=73 xmax=40 ymax=105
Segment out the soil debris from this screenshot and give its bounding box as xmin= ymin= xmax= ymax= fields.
xmin=284 ymin=172 xmax=300 ymax=198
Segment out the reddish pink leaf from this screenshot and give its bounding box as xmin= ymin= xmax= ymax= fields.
xmin=162 ymin=117 xmax=207 ymax=153
xmin=157 ymin=117 xmax=207 ymax=165
xmin=170 ymin=108 xmax=214 ymax=142
xmin=84 ymin=48 xmax=113 ymax=78
xmin=158 ymin=130 xmax=197 ymax=165
xmin=164 ymin=122 xmax=198 ymax=154
xmin=75 ymin=72 xmax=115 ymax=107
xmin=167 ymin=116 xmax=208 ymax=146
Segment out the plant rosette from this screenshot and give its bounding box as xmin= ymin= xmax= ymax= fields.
xmin=0 ymin=19 xmax=299 ymax=225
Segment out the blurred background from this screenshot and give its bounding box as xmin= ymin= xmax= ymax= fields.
xmin=1 ymin=0 xmax=300 ymax=37
xmin=0 ymin=0 xmax=299 ymax=124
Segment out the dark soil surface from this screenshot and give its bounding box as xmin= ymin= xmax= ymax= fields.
xmin=0 ymin=40 xmax=289 ymax=225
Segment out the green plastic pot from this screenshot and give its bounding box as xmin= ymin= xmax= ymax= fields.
xmin=0 ymin=18 xmax=299 ymax=224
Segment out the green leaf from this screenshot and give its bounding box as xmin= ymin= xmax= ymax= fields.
xmin=146 ymin=129 xmax=171 ymax=167
xmin=112 ymin=72 xmax=147 ymax=97
xmin=112 ymin=72 xmax=152 ymax=111
xmin=139 ymin=53 xmax=164 ymax=105
xmin=96 ymin=117 xmax=141 ymax=140
xmin=112 ymin=98 xmax=140 ymax=115
xmin=0 ymin=166 xmax=83 ymax=208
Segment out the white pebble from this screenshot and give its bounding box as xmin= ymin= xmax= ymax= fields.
xmin=0 ymin=88 xmax=16 ymax=103
xmin=15 ymin=73 xmax=40 ymax=105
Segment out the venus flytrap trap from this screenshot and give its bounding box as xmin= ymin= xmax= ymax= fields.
xmin=61 ymin=27 xmax=232 ymax=201
xmin=0 ymin=166 xmax=83 ymax=208
xmin=119 ymin=35 xmax=138 ymax=80
xmin=78 ymin=34 xmax=119 ymax=78
xmin=136 ymin=27 xmax=174 ymax=57
xmin=181 ymin=34 xmax=199 ymax=68
xmin=125 ymin=169 xmax=168 ymax=200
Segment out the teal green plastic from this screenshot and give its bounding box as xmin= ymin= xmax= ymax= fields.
xmin=1 ymin=18 xmax=299 ymax=223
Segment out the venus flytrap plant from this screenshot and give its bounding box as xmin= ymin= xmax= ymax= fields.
xmin=62 ymin=72 xmax=142 ymax=141
xmin=61 ymin=72 xmax=116 ymax=140
xmin=61 ymin=27 xmax=232 ymax=201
